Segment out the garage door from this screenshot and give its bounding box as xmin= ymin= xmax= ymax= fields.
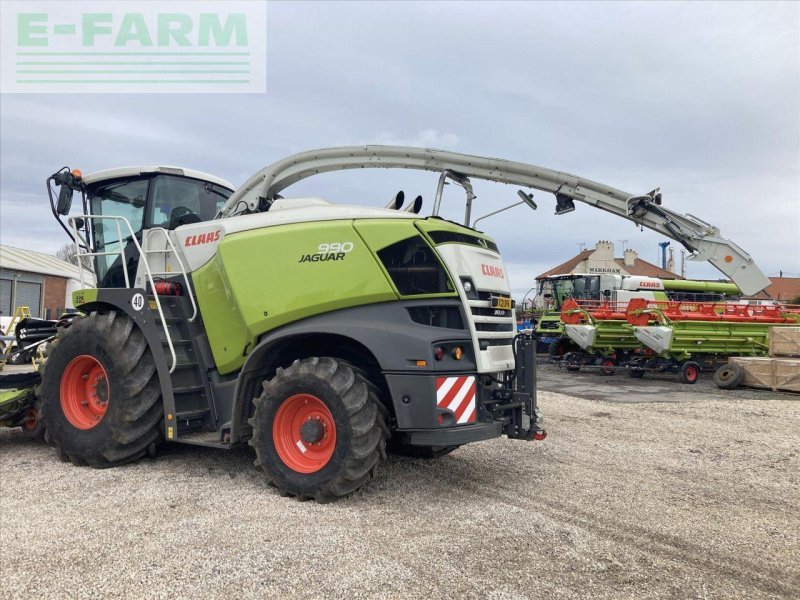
xmin=15 ymin=281 xmax=41 ymax=318
xmin=0 ymin=278 xmax=11 ymax=317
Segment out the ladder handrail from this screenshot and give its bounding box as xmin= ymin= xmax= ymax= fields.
xmin=143 ymin=227 xmax=198 ymax=321
xmin=68 ymin=215 xmax=177 ymax=374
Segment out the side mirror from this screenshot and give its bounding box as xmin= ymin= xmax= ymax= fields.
xmin=56 ymin=185 xmax=73 ymax=215
xmin=517 ymin=190 xmax=537 ymax=210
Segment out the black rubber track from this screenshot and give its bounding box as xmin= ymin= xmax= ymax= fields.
xmin=248 ymin=357 xmax=388 ymax=503
xmin=39 ymin=311 xmax=163 ymax=467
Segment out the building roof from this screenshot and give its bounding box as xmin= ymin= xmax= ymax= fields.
xmin=535 ymin=250 xmax=681 ymax=280
xmin=753 ymin=277 xmax=800 ymax=301
xmin=612 ymin=258 xmax=682 ymax=280
xmin=536 ymin=250 xmax=594 ymax=279
xmin=0 ymin=245 xmax=86 ymax=280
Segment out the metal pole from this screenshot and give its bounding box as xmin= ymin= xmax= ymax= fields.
xmin=472 ymin=200 xmax=525 ymax=229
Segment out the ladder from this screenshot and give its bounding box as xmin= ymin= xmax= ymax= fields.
xmin=67 ymin=216 xmax=198 ymax=373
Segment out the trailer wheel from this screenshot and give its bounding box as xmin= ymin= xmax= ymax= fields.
xmin=600 ymin=358 xmax=616 ymax=376
xmin=39 ymin=311 xmax=163 ymax=467
xmin=629 ymin=368 xmax=645 ymax=379
xmin=681 ymin=361 xmax=701 ymax=385
xmin=713 ymin=363 xmax=744 ymax=390
xmin=548 ymin=336 xmax=572 ymax=359
xmin=249 ymin=357 xmax=388 ymax=503
xmin=21 ymin=400 xmax=45 ymax=439
xmin=563 ymin=352 xmax=581 ymax=372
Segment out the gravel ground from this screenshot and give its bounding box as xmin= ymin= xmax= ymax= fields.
xmin=1 ymin=371 xmax=798 ymax=599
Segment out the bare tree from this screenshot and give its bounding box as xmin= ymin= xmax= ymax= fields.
xmin=56 ymin=243 xmax=94 ymax=271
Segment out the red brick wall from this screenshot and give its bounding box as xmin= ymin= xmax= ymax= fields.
xmin=43 ymin=276 xmax=67 ymax=320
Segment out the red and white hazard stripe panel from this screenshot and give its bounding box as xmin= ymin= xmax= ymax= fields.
xmin=435 ymin=375 xmax=477 ymax=425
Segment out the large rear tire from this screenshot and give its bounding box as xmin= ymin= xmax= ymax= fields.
xmin=249 ymin=357 xmax=388 ymax=502
xmin=39 ymin=311 xmax=163 ymax=467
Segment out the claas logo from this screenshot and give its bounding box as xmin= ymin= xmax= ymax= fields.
xmin=481 ymin=264 xmax=504 ymax=278
xmin=185 ymin=230 xmax=221 ymax=247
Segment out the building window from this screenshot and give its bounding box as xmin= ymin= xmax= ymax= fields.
xmin=15 ymin=281 xmax=41 ymax=318
xmin=0 ymin=278 xmax=11 ymax=317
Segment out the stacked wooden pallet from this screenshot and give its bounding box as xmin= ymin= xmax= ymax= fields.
xmin=729 ymin=327 xmax=800 ymax=393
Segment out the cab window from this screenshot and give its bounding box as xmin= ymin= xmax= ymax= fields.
xmin=148 ymin=175 xmax=231 ymax=229
xmin=89 ymin=178 xmax=148 ymax=288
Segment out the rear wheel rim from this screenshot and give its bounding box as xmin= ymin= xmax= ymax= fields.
xmin=273 ymin=393 xmax=337 ymax=474
xmin=685 ymin=366 xmax=698 ymax=382
xmin=59 ymin=355 xmax=109 ymax=430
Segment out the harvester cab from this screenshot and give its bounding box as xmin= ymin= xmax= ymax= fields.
xmin=48 ymin=165 xmax=235 ymax=290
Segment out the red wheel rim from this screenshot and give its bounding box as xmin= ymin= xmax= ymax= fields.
xmin=685 ymin=366 xmax=698 ymax=382
xmin=272 ymin=393 xmax=337 ymax=474
xmin=59 ymin=355 xmax=110 ymax=430
xmin=22 ymin=408 xmax=38 ymax=431
xmin=602 ymin=359 xmax=615 ymax=374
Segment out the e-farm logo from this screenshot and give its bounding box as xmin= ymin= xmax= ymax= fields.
xmin=0 ymin=1 xmax=266 ymax=93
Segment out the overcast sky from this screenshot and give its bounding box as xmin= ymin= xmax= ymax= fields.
xmin=1 ymin=1 xmax=798 ymax=297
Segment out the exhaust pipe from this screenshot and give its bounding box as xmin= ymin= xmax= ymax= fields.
xmin=404 ymin=195 xmax=423 ymax=214
xmin=385 ymin=191 xmax=404 ymax=210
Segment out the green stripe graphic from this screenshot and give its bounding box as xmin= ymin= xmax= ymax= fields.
xmin=17 ymin=79 xmax=251 ymax=84
xmin=17 ymin=52 xmax=251 ymax=56
xmin=17 ymin=61 xmax=250 ymax=65
xmin=18 ymin=70 xmax=249 ymax=74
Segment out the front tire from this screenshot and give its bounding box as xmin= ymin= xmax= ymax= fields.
xmin=249 ymin=357 xmax=388 ymax=502
xmin=39 ymin=311 xmax=163 ymax=467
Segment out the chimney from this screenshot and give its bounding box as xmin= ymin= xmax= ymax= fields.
xmin=624 ymin=248 xmax=636 ymax=267
xmin=593 ymin=240 xmax=614 ymax=260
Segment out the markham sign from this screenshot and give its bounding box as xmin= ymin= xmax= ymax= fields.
xmin=588 ymin=266 xmax=622 ymax=275
xmin=0 ymin=1 xmax=267 ymax=94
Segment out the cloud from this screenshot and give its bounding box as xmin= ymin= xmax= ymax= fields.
xmin=1 ymin=1 xmax=797 ymax=286
xmin=367 ymin=129 xmax=462 ymax=149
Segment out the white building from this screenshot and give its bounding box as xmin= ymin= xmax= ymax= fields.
xmin=0 ymin=245 xmax=93 ymax=327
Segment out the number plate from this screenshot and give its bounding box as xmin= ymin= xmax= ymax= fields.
xmin=491 ymin=297 xmax=513 ymax=310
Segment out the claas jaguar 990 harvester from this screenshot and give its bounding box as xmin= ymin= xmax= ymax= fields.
xmin=39 ymin=146 xmax=769 ymax=501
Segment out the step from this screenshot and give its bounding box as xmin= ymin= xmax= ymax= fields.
xmin=174 ymin=429 xmax=230 ymax=449
xmin=172 ymin=384 xmax=205 ymax=395
xmin=171 ymin=361 xmax=200 ymax=371
xmin=162 ymin=339 xmax=193 ymax=346
xmin=176 ymin=408 xmax=210 ymax=420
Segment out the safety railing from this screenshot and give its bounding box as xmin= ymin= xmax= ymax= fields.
xmin=143 ymin=228 xmax=198 ymax=321
xmin=68 ymin=216 xmax=177 ymax=373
